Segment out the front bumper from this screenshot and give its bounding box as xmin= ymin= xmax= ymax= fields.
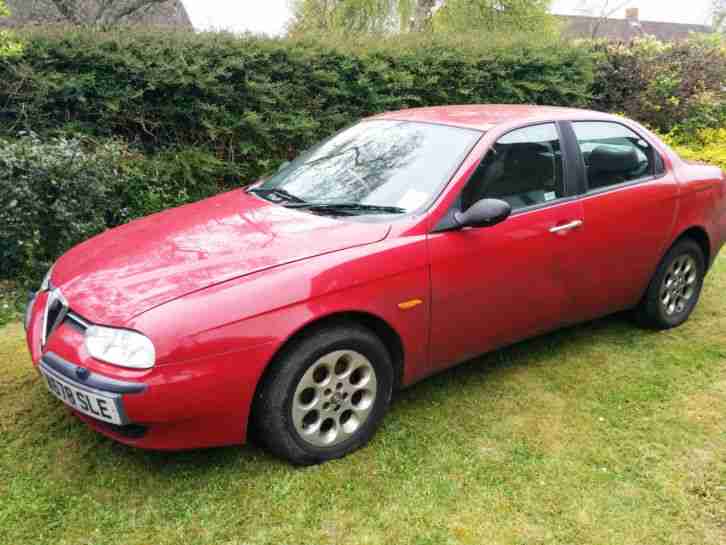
xmin=41 ymin=351 xmax=148 ymax=396
xmin=26 ymin=297 xmax=276 ymax=450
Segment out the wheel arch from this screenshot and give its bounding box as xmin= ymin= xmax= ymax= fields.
xmin=674 ymin=226 xmax=711 ymax=269
xmin=637 ymin=225 xmax=711 ymax=308
xmin=251 ymin=311 xmax=405 ymax=417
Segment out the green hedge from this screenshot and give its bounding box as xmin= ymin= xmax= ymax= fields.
xmin=3 ymin=30 xmax=722 ymax=157
xmin=0 ymin=136 xmax=232 ymax=280
xmin=665 ymin=128 xmax=726 ymax=172
xmin=0 ymin=29 xmax=724 ymax=284
xmin=0 ymin=29 xmax=595 ymax=179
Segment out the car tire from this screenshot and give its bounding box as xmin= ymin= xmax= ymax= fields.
xmin=252 ymin=323 xmax=394 ymax=465
xmin=635 ymin=238 xmax=706 ymax=330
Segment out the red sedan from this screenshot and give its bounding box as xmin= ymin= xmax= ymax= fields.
xmin=25 ymin=105 xmax=726 ymax=464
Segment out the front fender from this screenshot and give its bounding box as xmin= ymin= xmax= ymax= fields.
xmin=129 ymin=235 xmax=431 ymax=386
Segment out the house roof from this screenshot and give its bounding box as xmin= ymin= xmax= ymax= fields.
xmin=558 ymin=14 xmax=712 ymax=41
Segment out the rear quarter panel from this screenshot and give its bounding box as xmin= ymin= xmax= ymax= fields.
xmin=671 ymin=161 xmax=726 ymax=266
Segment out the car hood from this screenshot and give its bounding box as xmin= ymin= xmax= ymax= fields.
xmin=53 ymin=190 xmax=391 ymax=326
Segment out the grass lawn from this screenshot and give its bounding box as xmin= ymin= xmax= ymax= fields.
xmin=1 ymin=257 xmax=724 ymax=545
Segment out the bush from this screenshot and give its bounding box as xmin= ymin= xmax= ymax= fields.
xmin=591 ymin=36 xmax=726 ymax=134
xmin=0 ymin=136 xmax=231 ymax=281
xmin=0 ymin=136 xmax=125 ymax=280
xmin=0 ymin=29 xmax=724 ymax=284
xmin=117 ymin=147 xmax=236 ymax=217
xmin=0 ymin=280 xmax=25 ymax=327
xmin=2 ymin=29 xmax=721 ymax=157
xmin=676 ymin=143 xmax=726 ymax=171
xmin=0 ymin=27 xmax=594 ymax=180
xmin=662 ymin=128 xmax=726 ymax=172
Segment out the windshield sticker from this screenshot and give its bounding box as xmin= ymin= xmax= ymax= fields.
xmin=544 ymin=191 xmax=557 ymax=202
xmin=398 ymin=190 xmax=429 ymax=211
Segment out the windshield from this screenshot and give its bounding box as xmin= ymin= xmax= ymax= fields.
xmin=255 ymin=120 xmax=482 ymax=215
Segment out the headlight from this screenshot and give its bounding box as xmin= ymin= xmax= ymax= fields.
xmin=40 ymin=265 xmax=54 ymax=292
xmin=85 ymin=326 xmax=156 ymax=369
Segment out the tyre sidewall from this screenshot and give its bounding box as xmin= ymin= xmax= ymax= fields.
xmin=261 ymin=325 xmax=393 ymax=464
xmin=649 ymin=240 xmax=705 ymax=328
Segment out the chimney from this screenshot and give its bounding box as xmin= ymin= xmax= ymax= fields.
xmin=625 ymin=8 xmax=639 ymax=23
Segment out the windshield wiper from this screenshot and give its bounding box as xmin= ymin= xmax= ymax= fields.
xmin=284 ymin=202 xmax=406 ymax=215
xmin=247 ymin=187 xmax=307 ymax=204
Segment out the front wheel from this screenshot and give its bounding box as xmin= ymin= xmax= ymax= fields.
xmin=252 ymin=323 xmax=393 ymax=465
xmin=636 ymin=238 xmax=705 ymax=330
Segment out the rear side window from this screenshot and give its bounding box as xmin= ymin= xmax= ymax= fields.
xmin=461 ymin=123 xmax=565 ymax=212
xmin=572 ymin=122 xmax=657 ymax=191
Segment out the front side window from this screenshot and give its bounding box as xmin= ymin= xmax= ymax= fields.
xmin=461 ymin=123 xmax=565 ymax=212
xmin=572 ymin=122 xmax=655 ymax=191
xmin=256 ymin=120 xmax=482 ymax=216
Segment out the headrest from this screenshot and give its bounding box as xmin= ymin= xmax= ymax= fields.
xmin=589 ymin=145 xmax=640 ymax=175
xmin=505 ymin=142 xmax=552 ymax=158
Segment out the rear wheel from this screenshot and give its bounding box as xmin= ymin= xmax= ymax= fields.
xmin=252 ymin=323 xmax=393 ymax=465
xmin=636 ymin=238 xmax=705 ymax=330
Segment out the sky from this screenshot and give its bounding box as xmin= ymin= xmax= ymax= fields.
xmin=183 ymin=0 xmax=293 ymax=35
xmin=182 ymin=0 xmax=714 ymax=35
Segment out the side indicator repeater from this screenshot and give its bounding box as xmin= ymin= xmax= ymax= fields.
xmin=398 ymin=299 xmax=423 ymax=310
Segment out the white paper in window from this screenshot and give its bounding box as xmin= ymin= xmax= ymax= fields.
xmin=397 ymin=190 xmax=429 ymax=211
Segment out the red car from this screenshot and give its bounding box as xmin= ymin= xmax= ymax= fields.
xmin=25 ymin=105 xmax=726 ymax=464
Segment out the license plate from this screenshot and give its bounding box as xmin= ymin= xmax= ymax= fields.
xmin=40 ymin=366 xmax=125 ymax=425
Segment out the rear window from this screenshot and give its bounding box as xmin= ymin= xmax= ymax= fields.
xmin=572 ymin=122 xmax=660 ymax=191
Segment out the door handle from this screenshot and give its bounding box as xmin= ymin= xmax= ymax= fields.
xmin=549 ymin=220 xmax=583 ymax=233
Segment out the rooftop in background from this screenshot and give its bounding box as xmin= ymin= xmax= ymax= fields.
xmin=558 ymin=7 xmax=712 ymax=42
xmin=0 ymin=0 xmax=192 ymax=28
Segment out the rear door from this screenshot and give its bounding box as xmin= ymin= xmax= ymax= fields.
xmin=562 ymin=121 xmax=679 ymax=322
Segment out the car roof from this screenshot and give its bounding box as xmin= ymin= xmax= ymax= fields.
xmin=370 ymin=104 xmax=614 ymax=132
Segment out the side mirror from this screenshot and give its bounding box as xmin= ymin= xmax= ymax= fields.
xmin=453 ymin=198 xmax=511 ymax=229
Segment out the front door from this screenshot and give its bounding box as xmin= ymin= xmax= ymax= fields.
xmin=428 ymin=123 xmax=585 ymax=373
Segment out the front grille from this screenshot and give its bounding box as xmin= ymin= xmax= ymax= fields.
xmin=45 ymin=299 xmax=64 ymax=335
xmin=41 ymin=288 xmax=69 ymax=347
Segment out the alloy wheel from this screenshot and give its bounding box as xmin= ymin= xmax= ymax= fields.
xmin=291 ymin=350 xmax=378 ymax=448
xmin=660 ymin=254 xmax=698 ymax=316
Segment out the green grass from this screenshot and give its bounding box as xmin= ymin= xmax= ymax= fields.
xmin=1 ymin=257 xmax=725 ymax=545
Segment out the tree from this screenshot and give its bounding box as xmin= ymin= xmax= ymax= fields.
xmin=432 ymin=0 xmax=555 ymax=34
xmin=713 ymin=0 xmax=726 ymax=32
xmin=288 ymin=0 xmax=410 ymax=34
xmin=5 ymin=0 xmax=183 ymax=26
xmin=0 ymin=1 xmax=22 ymax=57
xmin=288 ymin=0 xmax=556 ymax=35
xmin=411 ymin=0 xmax=437 ymax=31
